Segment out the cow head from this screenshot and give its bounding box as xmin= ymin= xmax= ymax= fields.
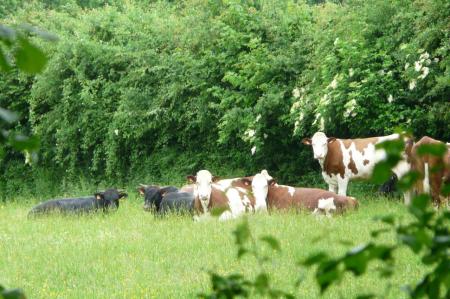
xmin=138 ymin=184 xmax=175 ymax=212
xmin=95 ymin=188 xmax=127 ymax=211
xmin=187 ymin=170 xmax=219 ymax=212
xmin=302 ymin=132 xmax=336 ymax=160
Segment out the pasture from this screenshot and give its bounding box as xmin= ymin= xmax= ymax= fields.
xmin=0 ymin=190 xmax=424 ymax=298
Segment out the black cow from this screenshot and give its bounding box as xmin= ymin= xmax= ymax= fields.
xmin=28 ymin=189 xmax=127 ymax=217
xmin=138 ymin=185 xmax=194 ymax=215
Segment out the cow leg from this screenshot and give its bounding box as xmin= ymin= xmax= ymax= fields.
xmin=328 ymin=183 xmax=338 ymax=193
xmin=337 ymin=178 xmax=349 ymax=196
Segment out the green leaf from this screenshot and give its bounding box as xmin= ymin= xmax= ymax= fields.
xmin=15 ymin=36 xmax=47 ymax=74
xmin=10 ymin=134 xmax=40 ymax=151
xmin=397 ymin=171 xmax=420 ymax=191
xmin=260 ymin=236 xmax=281 ymax=252
xmin=0 ymin=288 xmax=26 ymax=299
xmin=343 ymin=244 xmax=372 ymax=276
xmin=373 ymin=214 xmax=395 ymax=225
xmin=0 ymin=108 xmax=19 ymax=123
xmin=233 ymin=218 xmax=250 ymax=247
xmin=416 ymin=143 xmax=447 ymax=157
xmin=0 ymin=49 xmax=12 ymax=72
xmin=302 ymin=252 xmax=329 ymax=266
xmin=254 ymin=273 xmax=269 ymax=293
xmin=316 ymin=260 xmax=341 ymax=293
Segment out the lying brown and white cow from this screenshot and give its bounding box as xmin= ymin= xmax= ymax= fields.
xmin=409 ymin=136 xmax=450 ymax=207
xmin=302 ymin=132 xmax=412 ymax=204
xmin=186 ymin=170 xmax=267 ymax=221
xmin=242 ymin=170 xmax=358 ymax=216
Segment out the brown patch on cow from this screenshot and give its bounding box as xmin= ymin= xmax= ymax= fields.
xmin=341 ymin=139 xmax=353 ymax=149
xmin=363 ymin=159 xmax=370 ymax=165
xmin=323 ymin=139 xmax=346 ymax=178
xmin=266 ymin=184 xmax=358 ymax=213
xmin=347 ymin=151 xmax=358 ymax=175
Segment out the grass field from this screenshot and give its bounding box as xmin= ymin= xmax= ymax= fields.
xmin=0 ymin=191 xmax=425 ymax=298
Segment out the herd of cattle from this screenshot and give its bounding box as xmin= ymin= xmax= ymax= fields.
xmin=28 ymin=133 xmax=450 ymax=219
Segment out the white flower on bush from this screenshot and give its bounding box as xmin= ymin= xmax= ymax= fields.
xmin=299 ymin=112 xmax=304 ymax=121
xmin=378 ymin=70 xmax=385 ymax=76
xmin=349 ymin=68 xmax=354 ymax=77
xmin=388 ymin=94 xmax=394 ymax=103
xmin=414 ymin=61 xmax=422 ymax=72
xmin=343 ymin=99 xmax=357 ymax=118
xmin=419 ymin=67 xmax=429 ymax=79
xmin=409 ymin=79 xmax=417 ymax=90
xmin=419 ymin=52 xmax=430 ymax=61
xmin=291 ymin=101 xmax=301 ymax=112
xmin=319 ymin=117 xmax=325 ymax=131
xmin=434 ymin=57 xmax=439 ymax=63
xmin=263 ymin=133 xmax=268 ymax=139
xmin=329 ymin=78 xmax=338 ymax=89
xmin=334 ymin=37 xmax=339 ymax=46
xmin=251 ymin=146 xmax=256 ymax=155
xmin=114 ymin=129 xmax=119 ymax=136
xmin=404 ymin=63 xmax=410 ymax=70
xmin=24 ymin=150 xmax=32 ymax=165
xmin=292 ymin=87 xmax=300 ymax=99
xmin=319 ymin=94 xmax=330 ymax=106
xmin=256 ymin=114 xmax=261 ymax=122
xmin=294 ymin=120 xmax=300 ymax=133
xmin=312 ymin=112 xmax=321 ymax=127
xmin=246 ymin=129 xmax=256 ymax=138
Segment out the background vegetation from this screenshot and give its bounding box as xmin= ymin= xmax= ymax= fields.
xmin=0 ymin=0 xmax=449 ymax=199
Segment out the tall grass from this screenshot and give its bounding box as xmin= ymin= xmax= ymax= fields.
xmin=0 ymin=191 xmax=425 ymax=298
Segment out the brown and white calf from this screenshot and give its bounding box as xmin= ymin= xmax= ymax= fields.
xmin=242 ymin=170 xmax=358 ymax=216
xmin=187 ymin=170 xmax=267 ymax=221
xmin=410 ymin=136 xmax=450 ymax=207
xmin=302 ymin=132 xmax=412 ymax=204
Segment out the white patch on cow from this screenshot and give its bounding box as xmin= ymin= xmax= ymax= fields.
xmin=287 ymin=186 xmax=295 ymax=197
xmin=423 ymin=162 xmax=430 ymax=193
xmin=317 ymin=197 xmax=336 ymax=217
xmin=223 ymin=188 xmax=247 ymax=220
xmin=260 ymin=169 xmax=273 ymax=181
xmin=194 ymin=170 xmax=214 ymax=214
xmin=251 ymin=173 xmax=268 ymax=212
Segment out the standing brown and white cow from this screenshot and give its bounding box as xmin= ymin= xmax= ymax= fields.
xmin=187 ymin=170 xmax=267 ymax=221
xmin=242 ymin=170 xmax=358 ymax=216
xmin=409 ymin=136 xmax=450 ymax=207
xmin=302 ymin=132 xmax=412 ymax=204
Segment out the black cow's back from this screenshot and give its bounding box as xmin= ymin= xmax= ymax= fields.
xmin=160 ymin=192 xmax=194 ymax=215
xmin=28 ymin=196 xmax=96 ymax=216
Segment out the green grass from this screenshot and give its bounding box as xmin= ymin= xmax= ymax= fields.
xmin=0 ymin=192 xmax=425 ymax=298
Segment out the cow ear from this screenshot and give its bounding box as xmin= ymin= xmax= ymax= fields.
xmin=95 ymin=192 xmax=104 ymax=200
xmin=240 ymin=178 xmax=252 ymax=186
xmin=302 ymin=138 xmax=312 ymax=145
xmin=212 ymin=176 xmax=220 ymax=183
xmin=268 ymin=179 xmax=277 ymax=186
xmin=187 ymin=175 xmax=196 ymax=183
xmin=327 ymin=137 xmax=336 ymax=144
